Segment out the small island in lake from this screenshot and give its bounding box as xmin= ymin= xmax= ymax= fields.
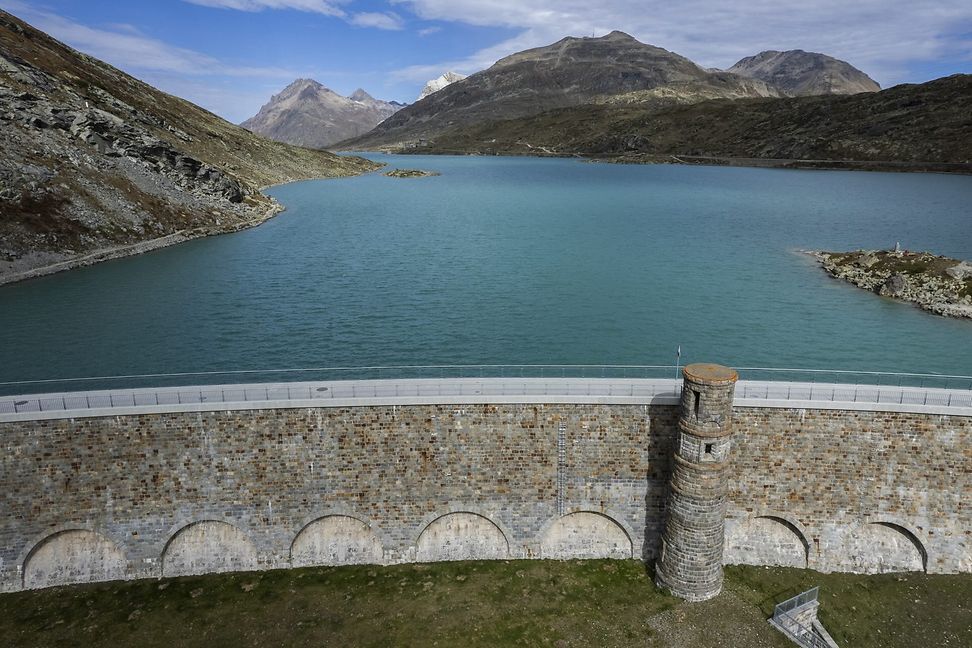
xmin=383 ymin=168 xmax=441 ymax=178
xmin=810 ymin=248 xmax=972 ymax=319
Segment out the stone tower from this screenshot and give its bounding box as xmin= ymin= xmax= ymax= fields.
xmin=655 ymin=363 xmax=738 ymax=602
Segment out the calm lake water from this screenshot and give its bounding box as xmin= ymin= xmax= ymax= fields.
xmin=1 ymin=154 xmax=970 ymax=392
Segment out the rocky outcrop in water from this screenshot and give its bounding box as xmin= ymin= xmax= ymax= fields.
xmin=812 ymin=249 xmax=972 ymax=319
xmin=383 ymin=168 xmax=440 ymax=178
xmin=0 ymin=9 xmax=379 ymax=285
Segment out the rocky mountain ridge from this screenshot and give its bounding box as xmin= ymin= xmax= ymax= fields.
xmin=729 ymin=50 xmax=880 ymax=96
xmin=339 ymin=31 xmax=788 ymax=150
xmin=339 ymin=31 xmax=880 ymax=151
xmin=241 ymin=79 xmax=403 ymax=148
xmin=812 ymin=249 xmax=972 ymax=319
xmin=0 ymin=10 xmax=379 ymax=285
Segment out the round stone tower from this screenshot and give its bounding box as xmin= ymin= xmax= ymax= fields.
xmin=655 ymin=363 xmax=738 ymax=602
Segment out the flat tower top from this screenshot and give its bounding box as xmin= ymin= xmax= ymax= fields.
xmin=683 ymin=363 xmax=738 ymax=385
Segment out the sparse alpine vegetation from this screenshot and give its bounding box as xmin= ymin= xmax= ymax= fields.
xmin=812 ymin=248 xmax=972 ymax=319
xmin=404 ymin=74 xmax=972 ymax=173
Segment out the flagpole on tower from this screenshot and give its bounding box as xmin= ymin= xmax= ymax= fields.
xmin=674 ymin=345 xmax=681 ymax=380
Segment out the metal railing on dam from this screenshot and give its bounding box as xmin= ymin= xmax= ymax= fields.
xmin=1 ymin=365 xmax=970 ymax=421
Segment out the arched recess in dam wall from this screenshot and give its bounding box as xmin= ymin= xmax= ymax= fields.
xmin=0 ymin=403 xmax=969 ymax=590
xmin=291 ymin=515 xmax=385 ymax=567
xmin=724 ymin=514 xmax=810 ymax=568
xmin=539 ymin=511 xmax=633 ymax=560
xmin=415 ymin=512 xmax=510 ymax=562
xmin=843 ymin=521 xmax=928 ymax=574
xmin=162 ymin=521 xmax=259 ymax=578
xmin=22 ymin=529 xmax=127 ymax=589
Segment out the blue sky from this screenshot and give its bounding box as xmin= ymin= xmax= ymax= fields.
xmin=2 ymin=0 xmax=970 ymax=123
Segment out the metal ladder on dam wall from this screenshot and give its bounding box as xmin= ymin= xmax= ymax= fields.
xmin=770 ymin=587 xmax=840 ymax=648
xmin=556 ymin=421 xmax=567 ymax=516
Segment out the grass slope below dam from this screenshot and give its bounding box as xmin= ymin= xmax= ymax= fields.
xmin=1 ymin=561 xmax=969 ymax=648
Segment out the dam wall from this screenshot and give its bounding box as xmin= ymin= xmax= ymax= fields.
xmin=0 ymin=378 xmax=969 ymax=591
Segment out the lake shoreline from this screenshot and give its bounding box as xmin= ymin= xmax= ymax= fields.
xmin=0 ymin=200 xmax=289 ymax=287
xmin=353 ymin=147 xmax=972 ymax=175
xmin=0 ymin=160 xmax=388 ymax=288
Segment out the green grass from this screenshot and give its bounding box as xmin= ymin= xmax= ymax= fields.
xmin=727 ymin=565 xmax=972 ymax=647
xmin=1 ymin=561 xmax=970 ymax=647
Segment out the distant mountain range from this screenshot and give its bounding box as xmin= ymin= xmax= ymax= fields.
xmin=241 ymin=80 xmax=404 ymax=148
xmin=333 ymin=31 xmax=968 ymax=172
xmin=240 ymin=32 xmax=916 ymax=167
xmin=0 ymin=10 xmax=378 ymax=284
xmin=342 ymin=31 xmax=794 ymax=149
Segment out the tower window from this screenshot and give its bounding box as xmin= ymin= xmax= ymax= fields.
xmin=704 ymin=443 xmax=713 ymax=454
xmin=693 ymin=390 xmax=701 ymax=418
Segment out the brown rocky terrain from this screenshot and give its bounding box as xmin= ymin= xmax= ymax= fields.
xmin=728 ymin=50 xmax=880 ymax=96
xmin=812 ymin=248 xmax=972 ymax=319
xmin=399 ymin=74 xmax=972 ymax=173
xmin=0 ymin=10 xmax=380 ymax=285
xmin=241 ymin=80 xmax=404 ymax=148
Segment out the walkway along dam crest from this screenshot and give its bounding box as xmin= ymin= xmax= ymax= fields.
xmin=0 ymin=365 xmax=969 ymax=593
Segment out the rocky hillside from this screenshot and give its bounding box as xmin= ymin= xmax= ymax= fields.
xmin=812 ymin=249 xmax=972 ymax=319
xmin=241 ymin=80 xmax=404 ymax=148
xmin=339 ymin=31 xmax=780 ymax=150
xmin=418 ymin=71 xmax=466 ymax=101
xmin=728 ymin=50 xmax=880 ymax=96
xmin=409 ymin=74 xmax=972 ymax=171
xmin=0 ymin=10 xmax=379 ymax=285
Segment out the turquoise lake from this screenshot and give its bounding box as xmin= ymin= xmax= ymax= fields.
xmin=1 ymin=154 xmax=970 ymax=392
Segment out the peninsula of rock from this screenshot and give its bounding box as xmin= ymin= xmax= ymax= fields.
xmin=811 ymin=249 xmax=972 ymax=319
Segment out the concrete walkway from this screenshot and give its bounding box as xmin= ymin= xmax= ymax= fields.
xmin=1 ymin=378 xmax=970 ymax=422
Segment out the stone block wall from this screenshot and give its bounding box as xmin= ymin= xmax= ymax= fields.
xmin=0 ymin=402 xmax=969 ymax=592
xmin=0 ymin=404 xmax=673 ymax=591
xmin=726 ymin=408 xmax=972 ymax=574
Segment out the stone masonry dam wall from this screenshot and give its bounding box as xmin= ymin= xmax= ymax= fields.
xmin=1 ymin=396 xmax=970 ymax=591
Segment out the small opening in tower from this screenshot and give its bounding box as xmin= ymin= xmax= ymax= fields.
xmin=693 ymin=390 xmax=700 ymax=418
xmin=704 ymin=443 xmax=713 ymax=454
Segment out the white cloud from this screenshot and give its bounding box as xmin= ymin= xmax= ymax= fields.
xmin=418 ymin=26 xmax=441 ymax=36
xmin=391 ymin=0 xmax=972 ymax=86
xmin=182 ymin=0 xmax=347 ymax=16
xmin=350 ymin=11 xmax=405 ymax=30
xmin=183 ymin=0 xmax=410 ymax=32
xmin=1 ymin=2 xmax=296 ymax=79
